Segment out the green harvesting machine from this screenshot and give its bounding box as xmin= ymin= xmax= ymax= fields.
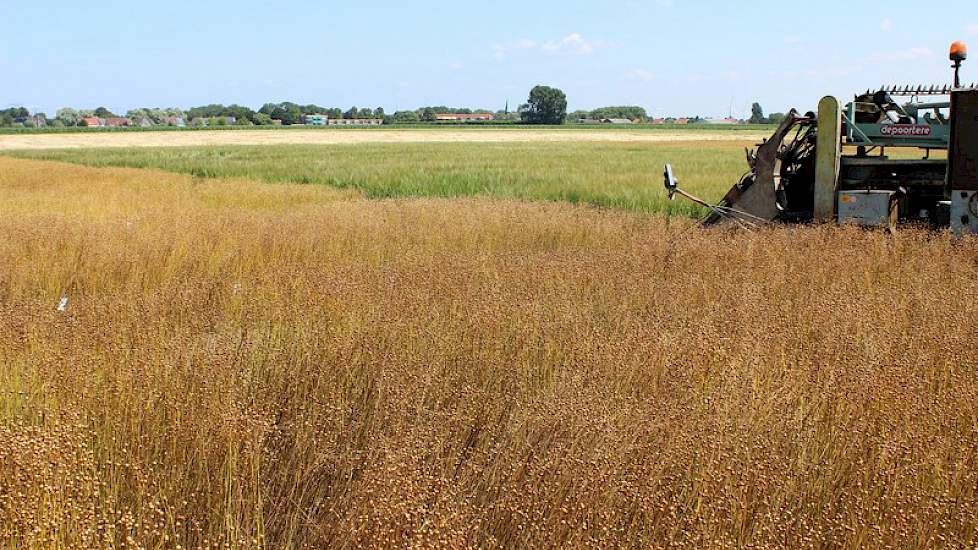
xmin=665 ymin=41 xmax=978 ymax=234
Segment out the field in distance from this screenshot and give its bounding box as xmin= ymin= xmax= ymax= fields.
xmin=2 ymin=156 xmax=978 ymax=548
xmin=10 ymin=140 xmax=757 ymax=217
xmin=0 ymin=125 xmax=773 ymax=151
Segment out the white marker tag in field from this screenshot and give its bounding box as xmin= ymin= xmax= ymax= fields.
xmin=57 ymin=296 xmax=69 ymax=312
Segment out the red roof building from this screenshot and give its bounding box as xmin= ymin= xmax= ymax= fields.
xmin=81 ymin=117 xmax=102 ymax=127
xmin=104 ymin=117 xmax=131 ymax=127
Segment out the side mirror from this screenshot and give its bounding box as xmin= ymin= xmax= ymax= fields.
xmin=663 ymin=164 xmax=679 ymax=200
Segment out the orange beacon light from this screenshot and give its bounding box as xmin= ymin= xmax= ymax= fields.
xmin=951 ymin=41 xmax=968 ymax=88
xmin=951 ymin=41 xmax=968 ymax=62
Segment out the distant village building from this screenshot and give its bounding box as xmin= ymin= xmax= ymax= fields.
xmin=136 ymin=117 xmax=154 ymax=128
xmin=305 ymin=114 xmax=328 ymax=126
xmin=104 ymin=117 xmax=131 ymax=127
xmin=327 ymin=118 xmax=383 ymax=126
xmin=652 ymin=118 xmax=692 ymax=125
xmin=435 ymin=113 xmax=494 ymax=122
xmin=702 ymin=117 xmax=740 ymax=125
xmin=163 ymin=116 xmax=186 ymax=127
xmin=80 ymin=117 xmax=102 ymax=127
xmin=579 ymin=118 xmax=635 ymax=125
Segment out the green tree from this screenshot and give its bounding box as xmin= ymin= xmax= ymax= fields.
xmin=0 ymin=107 xmax=29 ymax=126
xmin=420 ymin=107 xmax=437 ymax=122
xmin=521 ymin=85 xmax=567 ymax=125
xmin=374 ymin=107 xmax=385 ymax=118
xmin=253 ymin=113 xmax=274 ymax=125
xmin=749 ymin=103 xmax=765 ymax=124
xmin=767 ymin=112 xmax=786 ymax=125
xmin=94 ymin=106 xmax=116 ymax=118
xmin=187 ymin=104 xmax=256 ymax=123
xmin=567 ymin=110 xmax=590 ymax=122
xmin=55 ymin=108 xmax=80 ymax=126
xmin=590 ymin=106 xmax=647 ymax=121
xmin=147 ymin=108 xmax=167 ymax=124
xmin=344 ymin=106 xmax=358 ymax=119
xmin=9 ymin=107 xmax=29 ymax=119
xmin=126 ymin=108 xmax=151 ymax=124
xmin=392 ymin=111 xmax=420 ymax=124
xmin=258 ymin=102 xmax=303 ymax=125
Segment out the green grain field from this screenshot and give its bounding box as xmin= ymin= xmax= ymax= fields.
xmin=9 ymin=140 xmax=754 ymax=216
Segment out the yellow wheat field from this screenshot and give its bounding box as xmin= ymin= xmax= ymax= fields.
xmin=2 ymin=156 xmax=978 ymax=549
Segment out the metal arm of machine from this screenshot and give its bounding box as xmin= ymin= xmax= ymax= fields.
xmin=663 ymin=165 xmax=770 ymax=228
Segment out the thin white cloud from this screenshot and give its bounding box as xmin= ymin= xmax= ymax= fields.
xmin=880 ymin=18 xmax=892 ymax=32
xmin=493 ymin=33 xmax=602 ymax=60
xmin=541 ymin=33 xmax=597 ymax=55
xmin=966 ymin=23 xmax=978 ymax=34
xmin=448 ymin=63 xmax=465 ymax=71
xmin=783 ymin=36 xmax=804 ymax=45
xmin=626 ymin=68 xmax=655 ymax=82
xmin=870 ymin=47 xmax=934 ymax=62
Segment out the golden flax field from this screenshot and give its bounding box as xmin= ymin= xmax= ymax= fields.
xmin=2 ymin=149 xmax=978 ymax=549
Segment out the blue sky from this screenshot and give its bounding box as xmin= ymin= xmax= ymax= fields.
xmin=2 ymin=0 xmax=976 ymax=117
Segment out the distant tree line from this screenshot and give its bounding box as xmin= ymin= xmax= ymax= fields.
xmin=48 ymin=106 xmax=186 ymax=128
xmin=568 ymin=106 xmax=649 ymax=121
xmin=0 ymin=107 xmax=32 ymax=127
xmin=0 ymin=85 xmax=560 ymax=129
xmin=749 ymin=103 xmax=786 ymax=125
xmin=4 ymin=102 xmax=527 ymax=128
xmin=254 ymin=103 xmax=390 ymax=125
xmin=7 ymin=85 xmax=760 ymax=129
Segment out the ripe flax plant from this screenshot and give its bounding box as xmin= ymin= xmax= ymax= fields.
xmin=1 ymin=156 xmax=978 ymax=548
